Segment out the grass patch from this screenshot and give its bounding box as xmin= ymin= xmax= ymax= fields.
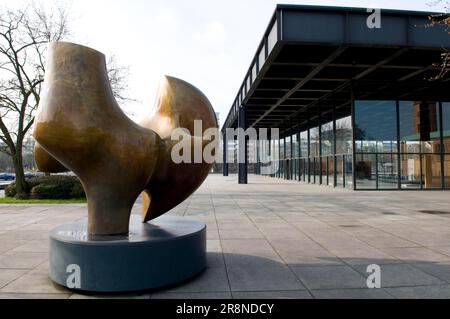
xmin=0 ymin=197 xmax=86 ymax=204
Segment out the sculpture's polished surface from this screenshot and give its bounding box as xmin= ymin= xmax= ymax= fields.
xmin=140 ymin=76 xmax=217 ymax=222
xmin=34 ymin=142 xmax=68 ymax=173
xmin=34 ymin=42 xmax=217 ymax=236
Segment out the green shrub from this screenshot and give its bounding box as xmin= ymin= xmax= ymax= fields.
xmin=70 ymin=182 xmax=86 ymax=198
xmin=4 ymin=180 xmax=33 ymax=198
xmin=5 ymin=175 xmax=86 ymax=200
xmin=31 ymin=184 xmax=70 ymax=199
xmin=4 ymin=183 xmax=16 ymax=198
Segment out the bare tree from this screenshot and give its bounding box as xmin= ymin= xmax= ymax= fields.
xmin=0 ymin=3 xmax=134 ymax=198
xmin=107 ymin=54 xmax=137 ymax=104
xmin=0 ymin=3 xmax=69 ymax=197
xmin=427 ymin=1 xmax=450 ymax=79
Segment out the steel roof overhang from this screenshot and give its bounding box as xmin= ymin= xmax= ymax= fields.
xmin=223 ymin=5 xmax=450 ymax=137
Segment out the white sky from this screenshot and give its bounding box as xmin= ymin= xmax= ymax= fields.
xmin=3 ymin=0 xmax=448 ymax=125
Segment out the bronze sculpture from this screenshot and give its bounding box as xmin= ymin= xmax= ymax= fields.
xmin=34 ymin=42 xmax=217 ymax=236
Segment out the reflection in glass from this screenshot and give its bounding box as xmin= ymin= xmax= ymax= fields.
xmin=321 ymin=121 xmax=334 ymax=156
xmin=444 ymin=155 xmax=450 ymax=188
xmin=285 ymin=137 xmax=291 ymax=159
xmin=442 ymin=103 xmax=450 ymax=152
xmin=355 ymin=154 xmax=376 ymax=189
xmin=257 ymin=98 xmax=450 ymax=190
xmin=335 ymin=116 xmax=352 ymax=154
xmin=355 ymin=101 xmax=397 ymax=152
xmin=301 ymin=158 xmax=307 ymax=182
xmin=309 ymin=158 xmax=314 ymax=183
xmin=399 ymin=101 xmax=440 ymax=153
xmin=300 ymin=131 xmax=308 ymax=157
xmin=400 ymin=154 xmax=421 ymax=189
xmin=328 ymin=156 xmax=335 ymax=186
xmin=378 ymin=153 xmax=398 ymax=189
xmin=314 ymin=157 xmax=321 ymax=184
xmin=310 ymin=127 xmax=320 ymax=157
xmin=336 ymin=156 xmax=344 ymax=187
xmin=321 ymin=157 xmax=327 ymax=185
xmin=422 ymin=154 xmax=442 ymax=189
xmin=345 ymin=155 xmax=353 ymax=188
xmin=293 ymin=159 xmax=297 ymax=181
xmin=273 ymin=139 xmax=279 ymax=175
xmin=292 ymin=134 xmax=299 ymax=158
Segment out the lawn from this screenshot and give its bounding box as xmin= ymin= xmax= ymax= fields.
xmin=0 ymin=197 xmax=86 ymax=204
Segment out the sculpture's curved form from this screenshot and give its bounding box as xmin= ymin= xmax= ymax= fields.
xmin=34 ymin=42 xmax=161 ymax=235
xmin=140 ymin=76 xmax=217 ymax=222
xmin=34 ymin=142 xmax=69 ymax=173
xmin=33 ymin=42 xmax=217 ymax=236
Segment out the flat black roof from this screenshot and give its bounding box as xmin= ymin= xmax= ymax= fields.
xmin=276 ymin=4 xmax=439 ymax=16
xmin=223 ymin=4 xmax=450 ymax=136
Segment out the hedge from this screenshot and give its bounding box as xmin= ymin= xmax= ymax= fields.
xmin=5 ymin=175 xmax=86 ymax=200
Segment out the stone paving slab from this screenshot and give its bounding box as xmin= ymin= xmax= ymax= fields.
xmin=1 ymin=174 xmax=450 ymax=299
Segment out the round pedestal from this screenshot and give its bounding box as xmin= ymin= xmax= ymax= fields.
xmin=49 ymin=215 xmax=206 ymax=293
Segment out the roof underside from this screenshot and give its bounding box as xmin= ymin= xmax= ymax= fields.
xmin=224 ymin=5 xmax=450 ymax=136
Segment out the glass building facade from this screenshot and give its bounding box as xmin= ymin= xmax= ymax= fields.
xmin=258 ymin=100 xmax=450 ymax=190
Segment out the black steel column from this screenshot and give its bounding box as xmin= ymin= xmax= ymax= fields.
xmin=318 ymin=106 xmax=323 ymax=185
xmin=284 ymin=136 xmax=287 ymax=180
xmin=297 ymin=115 xmax=301 ymax=181
xmin=222 ymin=130 xmax=229 ymax=177
xmin=238 ymin=106 xmax=248 ymax=184
xmin=278 ymin=138 xmax=281 ymax=178
xmin=307 ymin=126 xmax=311 ymax=183
xmin=440 ymin=102 xmax=445 ymax=189
xmin=297 ymin=129 xmax=301 ymax=181
xmin=289 ymin=129 xmax=295 ymax=180
xmin=333 ymin=105 xmax=337 ymax=187
xmin=396 ymin=100 xmax=401 ymax=190
xmin=268 ymin=129 xmax=272 ymax=177
xmin=351 ymin=90 xmax=357 ymax=190
xmin=256 ymin=132 xmax=261 ymax=175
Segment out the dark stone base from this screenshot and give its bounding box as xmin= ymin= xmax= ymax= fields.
xmin=49 ymin=215 xmax=207 ymax=293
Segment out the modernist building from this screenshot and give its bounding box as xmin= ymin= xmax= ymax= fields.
xmin=222 ymin=4 xmax=450 ymax=190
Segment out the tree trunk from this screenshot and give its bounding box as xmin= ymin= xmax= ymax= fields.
xmin=12 ymin=151 xmax=27 ymax=198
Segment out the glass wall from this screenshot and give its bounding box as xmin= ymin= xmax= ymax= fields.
xmin=292 ymin=134 xmax=299 ymax=158
xmin=321 ymin=121 xmax=334 ymax=156
xmin=353 ymin=100 xmax=449 ymax=190
xmin=300 ymin=130 xmax=308 ymax=158
xmin=400 ymin=101 xmax=442 ymax=189
xmin=310 ymin=127 xmax=320 ymax=158
xmin=262 ymin=114 xmax=353 ymax=188
xmin=300 ymin=130 xmax=308 ymax=182
xmin=336 ymin=117 xmax=353 ymax=154
xmin=336 ymin=116 xmax=353 ymax=187
xmin=378 ymin=153 xmax=398 ymax=189
xmin=355 ymin=101 xmax=397 ymax=189
xmin=445 ymin=155 xmax=450 ymax=188
xmin=258 ymin=100 xmax=450 ymax=190
xmin=442 ymin=103 xmax=450 ymax=188
xmin=355 ymin=153 xmax=376 ymax=189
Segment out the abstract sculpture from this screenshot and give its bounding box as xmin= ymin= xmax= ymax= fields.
xmin=33 ymin=42 xmax=217 ymax=236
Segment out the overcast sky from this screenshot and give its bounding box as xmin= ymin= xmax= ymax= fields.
xmin=3 ymin=0 xmax=448 ymax=126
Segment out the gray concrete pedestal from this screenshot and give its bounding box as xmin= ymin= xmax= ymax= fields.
xmin=49 ymin=215 xmax=207 ymax=293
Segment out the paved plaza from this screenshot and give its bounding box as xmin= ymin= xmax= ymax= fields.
xmin=1 ymin=175 xmax=450 ymax=298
